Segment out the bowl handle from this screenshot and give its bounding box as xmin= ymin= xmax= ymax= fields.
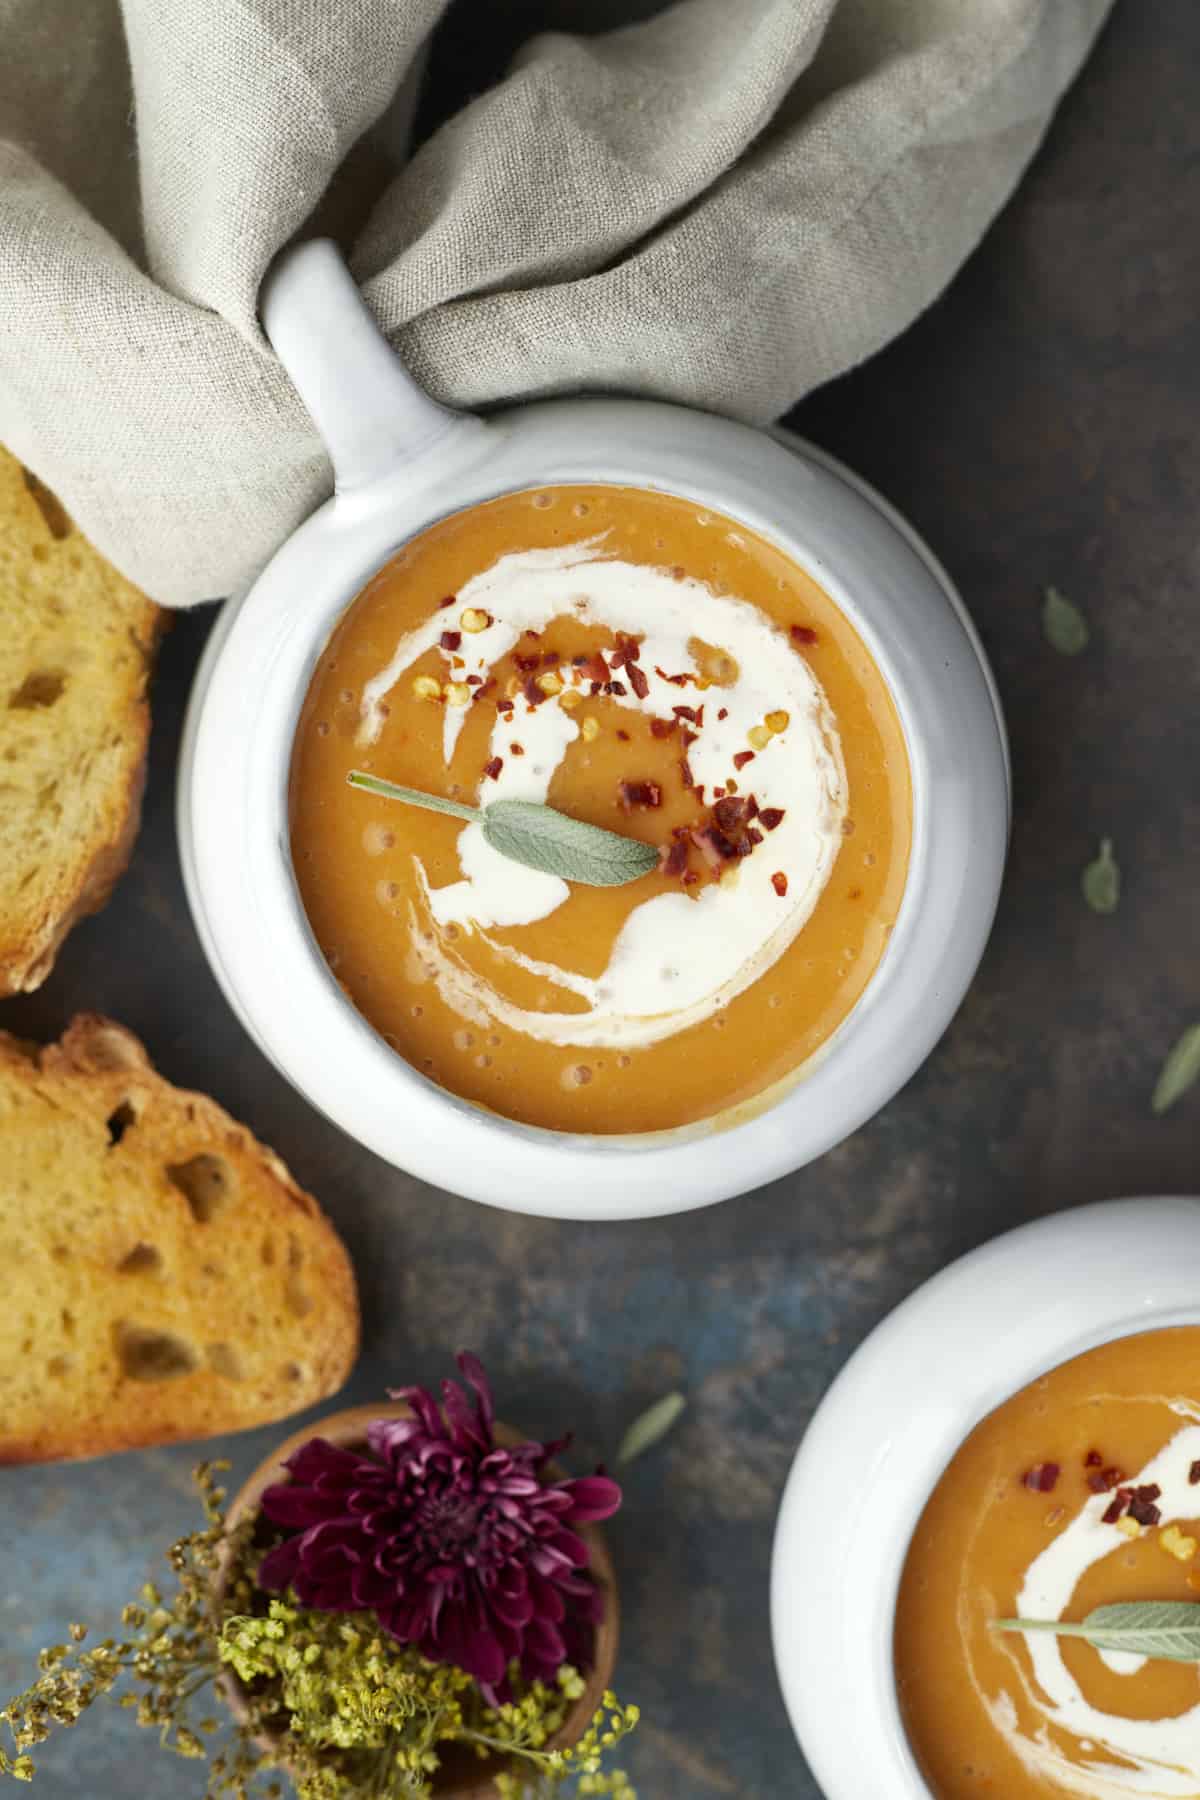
xmin=260 ymin=238 xmax=487 ymax=493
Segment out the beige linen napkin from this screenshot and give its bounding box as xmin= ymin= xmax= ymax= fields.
xmin=0 ymin=0 xmax=1112 ymax=606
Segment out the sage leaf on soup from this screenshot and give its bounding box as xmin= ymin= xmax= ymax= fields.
xmin=347 ymin=771 xmax=659 ymax=888
xmin=994 ymin=1601 xmax=1200 ymax=1664
xmin=483 ymin=800 xmax=658 ymax=887
xmin=347 ymin=771 xmax=482 ymax=824
xmin=1042 ymin=585 xmax=1090 ymax=656
xmin=1081 ymin=838 xmax=1120 ymax=914
xmin=616 ymin=1392 xmax=686 ymax=1466
xmin=1152 ymin=1023 xmax=1200 ymax=1115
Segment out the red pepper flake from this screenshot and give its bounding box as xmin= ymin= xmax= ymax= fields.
xmin=1190 ymin=1460 xmax=1200 ymax=1486
xmin=650 ymin=717 xmax=676 ymax=739
xmin=617 ymin=729 xmax=630 ymax=741
xmin=744 ymin=795 xmax=759 ymax=820
xmin=620 ymin=780 xmax=662 ymax=811
xmin=572 ymin=654 xmax=589 ymax=667
xmin=515 ymin=653 xmax=543 ymax=671
xmin=712 ymin=796 xmax=749 ymax=832
xmin=1129 ymin=1489 xmax=1162 ymax=1527
xmin=611 ymin=633 xmax=642 ymax=668
xmin=690 ymin=825 xmax=738 ymax=869
xmin=1086 ymin=1467 xmax=1126 ymax=1494
xmin=496 ymin=697 xmax=514 ymax=715
xmin=1135 ymin=1483 xmax=1162 ymax=1502
xmin=771 ymin=871 xmax=788 ymax=897
xmin=673 ymin=704 xmax=700 ymax=724
xmin=628 ymin=664 xmax=650 ymax=700
xmin=1102 ymin=1489 xmax=1132 ymax=1524
xmin=483 ymin=757 xmax=503 ymax=780
xmin=682 ymin=870 xmax=699 ymax=886
xmin=605 ymin=679 xmax=628 ymax=697
xmin=712 ymin=785 xmax=726 ymax=800
xmin=1022 ymin=1463 xmax=1060 ymax=1494
xmin=747 ymin=827 xmax=763 ymax=846
xmin=732 ymin=750 xmax=756 ymax=771
xmin=759 ymin=807 xmax=785 ymax=831
xmin=693 ymin=785 xmax=705 ymax=803
xmin=790 ymin=624 xmax=819 ymax=646
xmin=438 ymin=595 xmax=456 ymax=609
xmin=680 ymin=757 xmax=695 ymax=790
xmin=543 ymin=650 xmax=559 ymax=666
xmin=583 ymin=651 xmax=609 ymax=687
xmin=660 ymin=839 xmax=688 ymax=878
xmin=655 ymin=666 xmax=691 ymax=688
xmin=717 ymin=707 xmax=728 ymax=721
xmin=1084 ymin=1450 xmax=1103 ymax=1468
xmin=440 ymin=629 xmax=462 ymax=652
xmin=510 ymin=742 xmax=525 ymax=756
xmin=466 ymin=674 xmax=482 ymax=686
xmin=523 ymin=675 xmax=545 ymax=707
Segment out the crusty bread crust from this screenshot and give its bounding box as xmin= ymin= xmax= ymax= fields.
xmin=0 ymin=449 xmax=165 ymax=994
xmin=0 ymin=1016 xmax=360 ymax=1463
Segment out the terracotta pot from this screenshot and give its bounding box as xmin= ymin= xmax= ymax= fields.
xmin=214 ymin=1402 xmax=619 ymax=1799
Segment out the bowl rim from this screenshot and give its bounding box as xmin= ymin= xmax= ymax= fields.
xmin=769 ymin=1193 xmax=1200 ymax=1800
xmin=179 ymin=393 xmax=1009 ymax=1219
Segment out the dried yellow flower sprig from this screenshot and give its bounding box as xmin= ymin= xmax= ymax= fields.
xmin=0 ymin=1463 xmax=255 ymax=1789
xmin=218 ymin=1598 xmax=637 ymax=1796
xmin=0 ymin=1464 xmax=638 ymax=1799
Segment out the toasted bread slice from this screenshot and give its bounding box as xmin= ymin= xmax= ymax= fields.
xmin=0 ymin=1016 xmax=359 ymax=1463
xmin=0 ymin=447 xmax=163 ymax=994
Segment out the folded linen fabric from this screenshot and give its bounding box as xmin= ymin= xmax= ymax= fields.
xmin=0 ymin=0 xmax=1112 ymax=606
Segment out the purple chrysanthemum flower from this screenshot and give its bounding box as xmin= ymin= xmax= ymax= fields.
xmin=256 ymin=1354 xmax=621 ymax=1700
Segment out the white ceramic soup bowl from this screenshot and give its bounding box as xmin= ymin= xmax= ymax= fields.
xmin=770 ymin=1194 xmax=1200 ymax=1798
xmin=178 ymin=239 xmax=1009 ymax=1221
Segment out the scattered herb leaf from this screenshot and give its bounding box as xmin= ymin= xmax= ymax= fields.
xmin=347 ymin=771 xmax=659 ymax=888
xmin=1081 ymin=838 xmax=1120 ymax=914
xmin=1152 ymin=1023 xmax=1200 ymax=1116
xmin=617 ymin=1392 xmax=686 ymax=1466
xmin=994 ymin=1600 xmax=1200 ymax=1663
xmin=1042 ymin=586 xmax=1090 ymax=656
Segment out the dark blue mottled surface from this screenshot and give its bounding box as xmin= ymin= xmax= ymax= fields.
xmin=4 ymin=4 xmax=1199 ymax=1796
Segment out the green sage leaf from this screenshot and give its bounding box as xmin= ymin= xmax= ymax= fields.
xmin=346 ymin=771 xmax=480 ymax=824
xmin=482 ymin=800 xmax=658 ymax=887
xmin=347 ymin=772 xmax=658 ymax=888
xmin=616 ymin=1392 xmax=686 ymax=1466
xmin=1081 ymin=838 xmax=1120 ymax=914
xmin=1042 ymin=585 xmax=1090 ymax=656
xmin=994 ymin=1601 xmax=1200 ymax=1664
xmin=1152 ymin=1023 xmax=1200 ymax=1115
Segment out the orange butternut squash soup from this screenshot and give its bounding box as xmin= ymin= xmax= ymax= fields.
xmin=896 ymin=1328 xmax=1200 ymax=1800
xmin=289 ymin=484 xmax=910 ymax=1132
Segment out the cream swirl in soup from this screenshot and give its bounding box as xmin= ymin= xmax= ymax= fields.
xmin=357 ymin=537 xmax=847 ymax=1052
